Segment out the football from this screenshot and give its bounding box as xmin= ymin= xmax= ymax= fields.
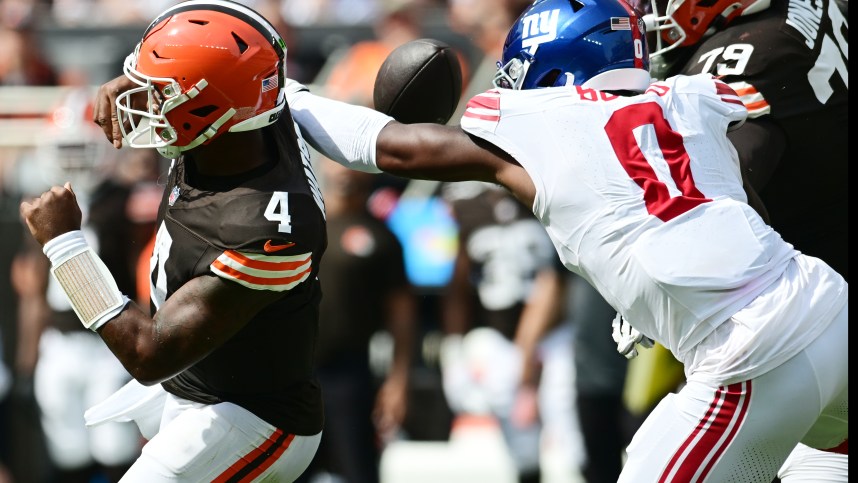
xmin=373 ymin=38 xmax=463 ymax=125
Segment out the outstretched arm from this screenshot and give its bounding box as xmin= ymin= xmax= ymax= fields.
xmin=374 ymin=122 xmax=506 ymax=183
xmin=376 ymin=122 xmax=537 ymax=207
xmin=286 ymin=86 xmax=537 ymax=206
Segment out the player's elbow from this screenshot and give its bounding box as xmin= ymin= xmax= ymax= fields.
xmin=131 ymin=372 xmax=166 ymax=387
xmin=121 ymin=358 xmax=169 ymax=386
xmin=119 ymin=340 xmax=184 ymax=386
xmin=128 ymin=362 xmax=185 ymax=386
xmin=123 ymin=354 xmax=176 ymax=386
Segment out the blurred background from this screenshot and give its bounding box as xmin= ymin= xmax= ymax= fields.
xmin=0 ymin=1 xmax=660 ymax=482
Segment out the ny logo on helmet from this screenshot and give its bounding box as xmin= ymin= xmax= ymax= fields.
xmin=521 ymin=9 xmax=561 ymax=54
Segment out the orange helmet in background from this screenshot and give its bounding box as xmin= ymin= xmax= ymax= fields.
xmin=116 ymin=0 xmax=287 ymax=158
xmin=641 ymin=0 xmax=770 ymax=57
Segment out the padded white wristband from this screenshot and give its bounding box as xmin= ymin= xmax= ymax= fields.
xmin=43 ymin=230 xmax=129 ymax=331
xmin=287 ymin=90 xmax=393 ymax=174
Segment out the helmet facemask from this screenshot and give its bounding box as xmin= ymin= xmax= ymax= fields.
xmin=642 ymin=0 xmax=771 ymax=59
xmin=493 ymin=52 xmax=536 ymax=90
xmin=642 ymin=0 xmax=686 ymax=58
xmin=116 ymin=44 xmax=222 ymax=159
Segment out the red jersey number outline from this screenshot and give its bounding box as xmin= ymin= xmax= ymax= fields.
xmin=606 ymin=101 xmax=711 ymax=222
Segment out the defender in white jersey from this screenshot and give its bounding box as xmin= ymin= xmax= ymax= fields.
xmin=279 ymin=0 xmax=848 ymax=481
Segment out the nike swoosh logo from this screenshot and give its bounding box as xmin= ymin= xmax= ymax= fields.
xmin=264 ymin=240 xmax=296 ymax=253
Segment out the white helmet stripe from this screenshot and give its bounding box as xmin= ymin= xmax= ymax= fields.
xmin=146 ymin=0 xmax=283 ymax=54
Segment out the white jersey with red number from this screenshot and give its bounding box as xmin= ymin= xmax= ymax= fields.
xmin=460 ymin=73 xmax=847 ymax=384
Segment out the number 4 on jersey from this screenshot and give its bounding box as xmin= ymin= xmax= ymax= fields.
xmin=265 ymin=191 xmax=292 ymax=234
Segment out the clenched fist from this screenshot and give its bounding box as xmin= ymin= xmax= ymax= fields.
xmin=20 ymin=182 xmax=83 ymax=246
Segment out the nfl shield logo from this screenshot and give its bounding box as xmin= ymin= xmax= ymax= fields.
xmin=168 ymin=185 xmax=181 ymax=206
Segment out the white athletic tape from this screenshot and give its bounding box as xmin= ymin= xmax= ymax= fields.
xmin=44 ymin=230 xmax=129 ymax=331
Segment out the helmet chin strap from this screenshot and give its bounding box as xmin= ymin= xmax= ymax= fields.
xmin=229 ymin=100 xmax=286 ymax=132
xmin=156 ymin=94 xmax=286 ymax=158
xmin=157 ymin=145 xmax=182 ymax=159
xmin=157 ymin=108 xmax=236 ymax=158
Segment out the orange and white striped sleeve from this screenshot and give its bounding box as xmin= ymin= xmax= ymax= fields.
xmin=210 ymin=250 xmax=312 ymax=292
xmin=725 ymin=81 xmax=770 ymax=118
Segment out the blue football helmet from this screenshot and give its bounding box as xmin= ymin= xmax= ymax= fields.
xmin=493 ymin=0 xmax=651 ymax=92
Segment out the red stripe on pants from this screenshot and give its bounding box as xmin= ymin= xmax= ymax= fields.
xmin=659 ymin=381 xmax=751 ymax=482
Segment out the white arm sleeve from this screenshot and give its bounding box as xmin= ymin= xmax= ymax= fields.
xmin=287 ymin=90 xmax=394 ymax=173
xmin=43 ymin=230 xmax=129 ymax=331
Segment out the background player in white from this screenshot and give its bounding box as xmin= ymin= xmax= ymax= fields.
xmin=273 ymin=0 xmax=846 ymax=480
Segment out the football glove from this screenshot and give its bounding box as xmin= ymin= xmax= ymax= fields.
xmin=611 ymin=313 xmax=654 ymax=360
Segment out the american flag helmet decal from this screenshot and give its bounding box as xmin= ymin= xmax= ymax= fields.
xmin=611 ymin=17 xmax=631 ymax=30
xmin=262 ymin=73 xmax=278 ymax=92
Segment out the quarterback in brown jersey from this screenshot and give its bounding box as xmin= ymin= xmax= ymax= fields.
xmin=20 ymin=1 xmax=327 ymax=481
